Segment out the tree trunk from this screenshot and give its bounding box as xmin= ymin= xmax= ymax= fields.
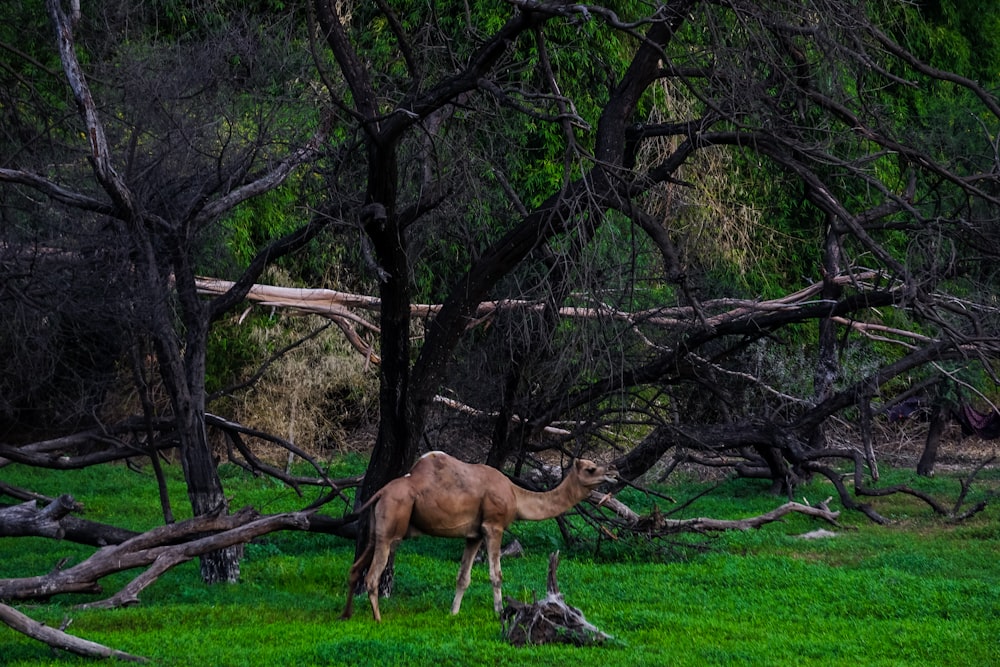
xmin=811 ymin=215 xmax=842 ymax=451
xmin=154 ymin=306 xmax=241 ymax=584
xmin=917 ymin=402 xmax=947 ymax=477
xmin=350 ymin=141 xmax=412 ymax=596
xmin=486 ymin=362 xmax=525 ymax=468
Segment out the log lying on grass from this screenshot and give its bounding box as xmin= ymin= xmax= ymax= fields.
xmin=0 ymin=506 xmax=311 ymax=606
xmin=0 ymin=494 xmax=138 ymax=546
xmin=0 ymin=602 xmax=147 ymax=663
xmin=629 ymin=497 xmax=841 ymax=534
xmin=0 ymin=505 xmax=312 ymax=661
xmin=500 ymin=551 xmax=611 ymax=647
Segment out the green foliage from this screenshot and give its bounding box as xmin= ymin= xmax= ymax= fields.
xmin=0 ymin=2 xmax=78 ymax=160
xmin=204 ymin=313 xmax=265 ymax=396
xmin=214 ymin=185 xmax=301 ymax=271
xmin=879 ymin=1 xmax=1000 ymax=185
xmin=893 ymin=0 xmax=1000 ymax=84
xmin=369 ymin=2 xmax=650 ymax=304
xmin=133 ymin=0 xmax=303 ymax=44
xmin=2 ymin=460 xmax=998 ymax=666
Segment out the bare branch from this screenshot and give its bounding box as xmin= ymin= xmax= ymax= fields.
xmin=0 ymin=602 xmax=147 ymax=662
xmin=0 ymin=169 xmax=113 ymax=213
xmin=0 ymin=507 xmax=310 ymax=603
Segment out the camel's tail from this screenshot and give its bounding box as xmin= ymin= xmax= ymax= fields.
xmin=340 ymin=491 xmax=381 ymax=620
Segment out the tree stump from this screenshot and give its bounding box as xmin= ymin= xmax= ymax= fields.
xmin=500 ymin=551 xmax=611 ymax=646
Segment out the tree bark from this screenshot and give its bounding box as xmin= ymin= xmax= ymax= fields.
xmin=629 ymin=498 xmax=840 ymax=534
xmin=0 ymin=495 xmax=137 ymax=546
xmin=917 ymin=402 xmax=947 ymax=477
xmin=811 ymin=214 xmax=843 ymax=451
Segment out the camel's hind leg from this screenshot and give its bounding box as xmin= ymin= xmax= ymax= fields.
xmin=482 ymin=526 xmax=505 ymax=614
xmin=451 ymin=537 xmax=483 ymax=615
xmin=340 ymin=541 xmax=375 ymax=620
xmin=363 ymin=539 xmax=396 ymax=623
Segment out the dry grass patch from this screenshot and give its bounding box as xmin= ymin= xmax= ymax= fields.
xmin=231 ymin=309 xmax=378 ymax=462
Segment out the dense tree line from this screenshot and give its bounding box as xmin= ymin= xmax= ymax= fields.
xmin=2 ymin=0 xmax=999 ymax=593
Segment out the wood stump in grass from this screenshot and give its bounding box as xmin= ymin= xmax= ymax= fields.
xmin=500 ymin=551 xmax=611 ymax=647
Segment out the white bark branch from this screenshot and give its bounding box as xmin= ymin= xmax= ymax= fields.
xmin=46 ymin=0 xmax=134 ymax=215
xmin=632 ymin=498 xmax=840 ymax=533
xmin=195 ymin=269 xmax=892 ymax=339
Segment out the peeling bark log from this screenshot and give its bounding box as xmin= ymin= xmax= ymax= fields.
xmin=501 ymin=551 xmax=611 ymax=646
xmin=0 ymin=494 xmax=79 ymax=539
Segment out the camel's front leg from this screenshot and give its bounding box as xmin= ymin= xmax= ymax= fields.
xmin=483 ymin=526 xmax=505 ymax=614
xmin=451 ymin=537 xmax=482 ymax=615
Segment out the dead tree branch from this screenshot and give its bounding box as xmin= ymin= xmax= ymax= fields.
xmin=628 ymin=498 xmax=841 ymax=535
xmin=0 ymin=507 xmax=310 ymax=604
xmin=0 ymin=506 xmax=315 ymax=662
xmin=0 ymin=495 xmax=138 ymax=546
xmin=0 ymin=602 xmax=147 ymax=662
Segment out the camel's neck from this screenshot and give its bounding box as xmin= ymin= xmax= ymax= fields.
xmin=513 ymin=475 xmax=589 ymax=521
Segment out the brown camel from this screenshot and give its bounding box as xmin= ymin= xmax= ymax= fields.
xmin=341 ymin=451 xmax=616 ymax=622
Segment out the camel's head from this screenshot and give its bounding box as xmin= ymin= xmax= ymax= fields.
xmin=572 ymin=458 xmax=617 ymax=489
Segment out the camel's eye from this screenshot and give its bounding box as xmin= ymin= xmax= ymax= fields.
xmin=586 ymin=467 xmax=596 ymax=474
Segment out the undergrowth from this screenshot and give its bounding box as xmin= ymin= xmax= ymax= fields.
xmin=1 ymin=458 xmax=998 ymax=666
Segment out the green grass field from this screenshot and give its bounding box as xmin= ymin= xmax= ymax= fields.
xmin=1 ymin=457 xmax=998 ymax=666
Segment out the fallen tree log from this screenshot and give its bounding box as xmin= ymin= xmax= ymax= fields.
xmin=0 ymin=495 xmax=139 ymax=546
xmin=0 ymin=506 xmax=311 ymax=605
xmin=0 ymin=506 xmax=313 ymax=662
xmin=629 ymin=497 xmax=841 ymax=534
xmin=0 ymin=602 xmax=147 ymax=662
xmin=0 ymin=494 xmax=81 ymax=539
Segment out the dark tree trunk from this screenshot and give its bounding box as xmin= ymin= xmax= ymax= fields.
xmin=353 ymin=141 xmax=415 ymax=495
xmin=754 ymin=443 xmax=794 ymax=496
xmin=487 ymin=362 xmax=525 ymax=468
xmin=811 ymin=216 xmax=842 ymax=450
xmin=154 ymin=295 xmax=240 ymax=583
xmin=610 ymin=425 xmax=675 ymax=482
xmin=350 ymin=140 xmax=413 ymax=596
xmin=917 ymin=402 xmax=947 ymax=477
xmin=178 ymin=420 xmax=242 ymax=583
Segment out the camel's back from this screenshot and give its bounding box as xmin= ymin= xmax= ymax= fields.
xmin=405 ymin=451 xmax=514 ymax=536
xmin=407 ymin=451 xmax=506 ymax=494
